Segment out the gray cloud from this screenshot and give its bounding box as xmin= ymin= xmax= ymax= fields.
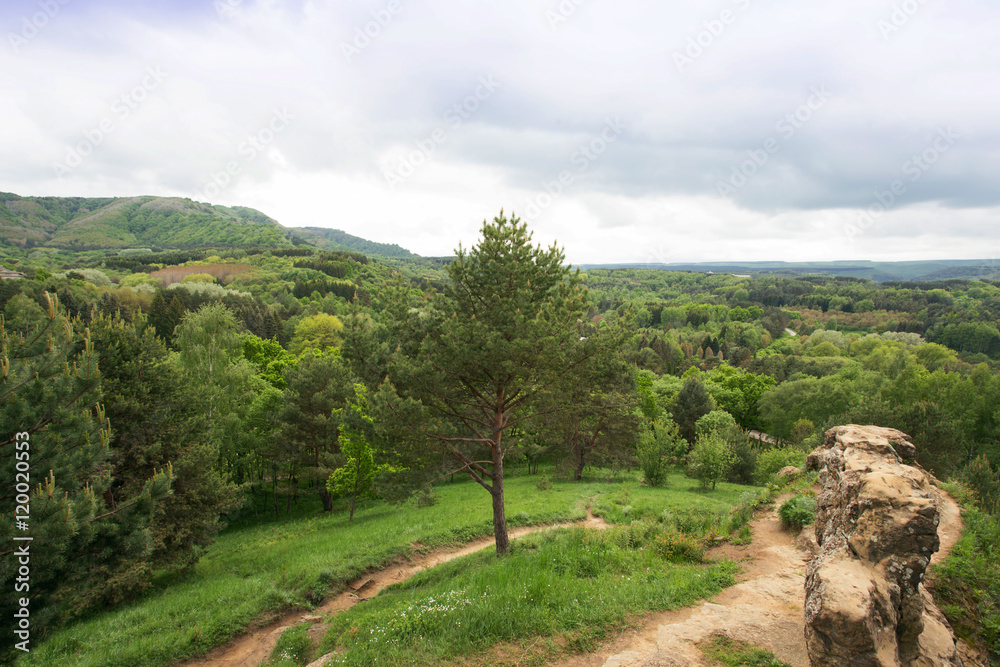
xmin=0 ymin=0 xmax=998 ymax=261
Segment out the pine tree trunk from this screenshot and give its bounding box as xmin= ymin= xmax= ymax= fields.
xmin=574 ymin=442 xmax=585 ymax=481
xmin=491 ymin=444 xmax=510 ymax=556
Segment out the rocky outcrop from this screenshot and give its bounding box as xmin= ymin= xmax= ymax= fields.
xmin=804 ymin=425 xmax=962 ymax=666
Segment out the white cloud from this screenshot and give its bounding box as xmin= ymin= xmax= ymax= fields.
xmin=1 ymin=0 xmax=998 ymax=261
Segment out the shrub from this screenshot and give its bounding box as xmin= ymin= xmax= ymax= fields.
xmin=535 ymin=473 xmax=552 ymax=491
xmin=687 ymin=434 xmax=735 ymax=490
xmin=779 ymin=494 xmax=816 ymax=530
xmin=960 ymin=455 xmax=1000 ymax=513
xmin=652 ymin=527 xmax=704 ymax=563
xmin=695 ymin=410 xmax=738 ymax=441
xmin=755 ymin=448 xmax=806 ymax=485
xmin=726 ymin=434 xmax=759 ymax=485
xmin=638 ymin=419 xmax=685 ymax=487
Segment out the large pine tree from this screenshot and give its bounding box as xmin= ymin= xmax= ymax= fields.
xmin=0 ymin=294 xmax=171 ymax=656
xmin=388 ymin=212 xmax=594 ymax=555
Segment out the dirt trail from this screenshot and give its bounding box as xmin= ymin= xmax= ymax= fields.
xmin=553 ymin=486 xmax=964 ymax=667
xmin=183 ymin=511 xmax=608 ymax=667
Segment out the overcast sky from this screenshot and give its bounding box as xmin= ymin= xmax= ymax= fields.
xmin=1 ymin=0 xmax=998 ymax=263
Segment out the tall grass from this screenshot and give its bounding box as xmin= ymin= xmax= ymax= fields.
xmin=319 ymin=524 xmax=739 ymax=666
xmin=20 ymin=476 xmax=595 ymax=667
xmin=23 ymin=471 xmax=764 ymax=667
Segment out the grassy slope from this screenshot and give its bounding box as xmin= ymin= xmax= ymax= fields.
xmin=929 ymin=486 xmax=1000 ymax=664
xmin=0 ymin=194 xmax=291 ymax=249
xmin=24 ymin=472 xmax=760 ymax=667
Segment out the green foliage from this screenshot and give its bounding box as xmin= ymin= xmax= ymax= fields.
xmin=688 ymin=434 xmax=735 ymax=491
xmin=242 ymin=334 xmax=297 ymax=388
xmin=289 ymin=313 xmax=344 ymax=354
xmin=755 ymin=448 xmax=806 ymax=485
xmin=673 ymin=376 xmax=716 ymax=445
xmin=726 ymin=435 xmax=760 ymax=486
xmin=932 ymin=504 xmax=1000 ymax=663
xmin=959 ymin=455 xmax=1000 ymax=513
xmin=384 ymin=211 xmax=596 ymax=554
xmin=0 ymin=294 xmax=173 ymax=653
xmin=700 ymin=634 xmax=791 ymax=666
xmin=327 ymin=385 xmax=395 ymax=520
xmin=90 ymin=311 xmax=242 ymax=570
xmin=695 ymin=410 xmax=738 ymax=440
xmin=0 ymin=193 xmax=293 ymax=249
xmin=778 ymin=494 xmax=816 ymax=530
xmin=638 ymin=418 xmax=686 ymax=487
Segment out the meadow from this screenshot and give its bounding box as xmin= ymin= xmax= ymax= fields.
xmin=24 ymin=469 xmax=763 ymax=667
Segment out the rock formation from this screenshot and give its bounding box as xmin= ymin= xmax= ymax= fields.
xmin=804 ymin=425 xmax=963 ymax=666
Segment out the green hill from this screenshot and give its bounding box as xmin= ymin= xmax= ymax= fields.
xmin=0 ymin=193 xmax=291 ymax=250
xmin=0 ymin=193 xmax=417 ymax=257
xmin=289 ymin=226 xmax=415 ymax=258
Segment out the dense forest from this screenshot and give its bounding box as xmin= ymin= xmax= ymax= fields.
xmin=2 ymin=213 xmax=999 ymax=664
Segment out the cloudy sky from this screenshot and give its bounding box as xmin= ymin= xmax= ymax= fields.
xmin=1 ymin=0 xmax=998 ymax=263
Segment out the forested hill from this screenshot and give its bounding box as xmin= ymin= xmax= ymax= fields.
xmin=0 ymin=192 xmax=415 ymax=257
xmin=289 ymin=226 xmax=415 ymax=258
xmin=583 ymin=259 xmax=1000 ymax=283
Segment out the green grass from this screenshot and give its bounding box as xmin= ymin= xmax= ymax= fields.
xmin=319 ymin=523 xmax=739 ymax=665
xmin=930 ymin=489 xmax=1000 ymax=665
xmin=265 ymin=623 xmax=314 ymax=666
xmin=699 ymin=634 xmax=791 ymax=666
xmin=22 ymin=470 xmax=763 ymax=667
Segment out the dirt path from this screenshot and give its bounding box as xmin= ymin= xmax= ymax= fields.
xmin=551 ymin=487 xmax=964 ymax=667
xmin=183 ymin=511 xmax=608 ymax=667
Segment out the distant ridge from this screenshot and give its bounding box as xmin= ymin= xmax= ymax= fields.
xmin=0 ymin=192 xmax=416 ymax=258
xmin=289 ymin=226 xmax=415 ymax=258
xmin=580 ymin=260 xmax=1000 ymax=283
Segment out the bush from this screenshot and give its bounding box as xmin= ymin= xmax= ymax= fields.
xmin=960 ymin=455 xmax=1000 ymax=513
xmin=778 ymin=494 xmax=816 ymax=530
xmin=687 ymin=434 xmax=735 ymax=490
xmin=535 ymin=473 xmax=552 ymax=491
xmin=695 ymin=410 xmax=737 ymax=441
xmin=638 ymin=419 xmax=685 ymax=487
xmin=652 ymin=527 xmax=704 ymax=563
xmin=726 ymin=434 xmax=759 ymax=485
xmin=755 ymin=448 xmax=805 ymax=485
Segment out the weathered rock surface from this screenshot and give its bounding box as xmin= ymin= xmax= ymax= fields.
xmin=804 ymin=425 xmax=963 ymax=666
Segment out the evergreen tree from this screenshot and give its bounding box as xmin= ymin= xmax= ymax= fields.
xmin=386 ymin=211 xmax=593 ymax=555
xmin=279 ymin=351 xmax=354 ymax=511
xmin=672 ymin=376 xmax=716 ymax=446
xmin=0 ymin=294 xmax=171 ymax=655
xmin=89 ymin=311 xmax=241 ymax=569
